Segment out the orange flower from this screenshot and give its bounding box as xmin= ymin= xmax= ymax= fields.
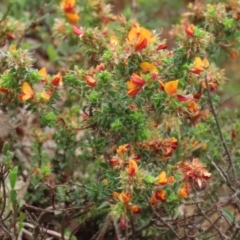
xmin=113 ymin=191 xmax=119 ymax=199
xmin=18 ymin=82 xmax=34 ymax=101
xmin=185 ymin=24 xmax=195 ymax=38
xmin=113 ymin=191 xmax=131 ymax=203
xmin=128 ymin=159 xmax=138 ymax=177
xmin=85 ymin=76 xmax=97 ymax=87
xmin=52 ymin=74 xmax=63 ymax=87
xmin=156 ymin=171 xmax=168 ymax=185
xmin=149 ymin=194 xmax=158 ymax=205
xmin=201 ymin=143 xmax=207 ymax=150
xmin=117 ymin=144 xmax=130 ymax=157
xmin=41 ymin=90 xmax=53 ymax=101
xmin=192 ymin=141 xmax=207 ymax=150
xmin=61 ymin=0 xmax=75 ymax=12
xmin=143 ymin=137 xmax=178 ymax=158
xmin=188 ymin=101 xmax=199 ymax=113
xmin=161 ymin=137 xmax=178 ymax=157
xmin=61 ymin=0 xmax=80 ymax=24
xmin=139 ymin=62 xmax=158 ymax=74
xmin=201 ymin=81 xmax=217 ymax=92
xmin=9 ymin=45 xmax=16 ymax=52
xmin=65 ymin=12 xmax=80 ymax=24
xmin=159 ymin=80 xmax=179 ymax=94
xmin=178 ymin=186 xmax=189 ymax=198
xmin=167 ymin=176 xmax=175 ymax=184
xmin=39 ymin=67 xmax=47 ymax=83
xmin=192 ymin=141 xmax=199 ymax=148
xmin=127 ymin=80 xmax=142 ymax=96
xmin=178 ymin=158 xmax=211 ymax=188
xmin=155 ymin=190 xmax=166 ymax=201
xmin=130 ymin=73 xmax=146 ymax=86
xmin=189 ymin=57 xmax=209 ymax=74
xmin=129 ymin=205 xmax=142 ymax=214
xmin=127 ymin=74 xmax=146 ymax=96
xmin=127 ymin=23 xmax=156 ymax=51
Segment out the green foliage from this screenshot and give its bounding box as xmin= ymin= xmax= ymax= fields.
xmin=0 ymin=0 xmax=240 ymax=239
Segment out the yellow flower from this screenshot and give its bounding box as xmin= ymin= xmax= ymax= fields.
xmin=159 ymin=80 xmax=179 ymax=95
xmin=41 ymin=90 xmax=52 ymax=101
xmin=189 ymin=57 xmax=209 ymax=74
xmin=39 ymin=67 xmax=48 ymax=83
xmin=9 ymin=45 xmax=16 ymax=52
xmin=139 ymin=62 xmax=158 ymax=74
xmin=110 ymin=35 xmax=119 ymax=46
xmin=18 ymin=82 xmax=34 ymax=101
xmin=156 ymin=171 xmax=168 ymax=185
xmin=102 ymin=179 xmax=108 ymax=185
xmin=127 ymin=23 xmax=156 ymax=51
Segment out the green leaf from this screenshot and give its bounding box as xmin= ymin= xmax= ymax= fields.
xmin=99 ymin=162 xmax=108 ymax=169
xmin=17 ymin=0 xmax=26 ymax=7
xmin=9 ymin=166 xmax=18 ymax=189
xmin=222 ymin=208 xmax=235 ymax=223
xmin=10 ymin=189 xmax=17 ymax=204
xmin=2 ymin=142 xmax=10 ymax=155
xmin=47 ymin=44 xmax=58 ymax=62
xmin=97 ymin=201 xmax=110 ymax=209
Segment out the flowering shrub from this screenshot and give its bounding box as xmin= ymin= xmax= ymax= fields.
xmin=0 ymin=0 xmax=240 ymax=239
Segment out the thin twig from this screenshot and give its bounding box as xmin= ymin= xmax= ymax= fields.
xmin=231 ymin=226 xmax=240 ymax=240
xmin=204 ymin=75 xmax=236 ymax=179
xmin=136 ymin=219 xmax=153 ymax=233
xmin=23 ymin=222 xmax=70 ymax=240
xmin=113 ymin=218 xmax=123 ymax=240
xmin=95 ymin=214 xmax=112 ymax=240
xmin=130 ymin=214 xmax=135 ymax=240
xmin=193 ymin=188 xmax=226 ymax=240
xmin=151 ymin=205 xmax=181 ymax=239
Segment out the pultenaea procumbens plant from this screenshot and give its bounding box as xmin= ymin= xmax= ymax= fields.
xmin=0 ymin=0 xmax=240 ymax=239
